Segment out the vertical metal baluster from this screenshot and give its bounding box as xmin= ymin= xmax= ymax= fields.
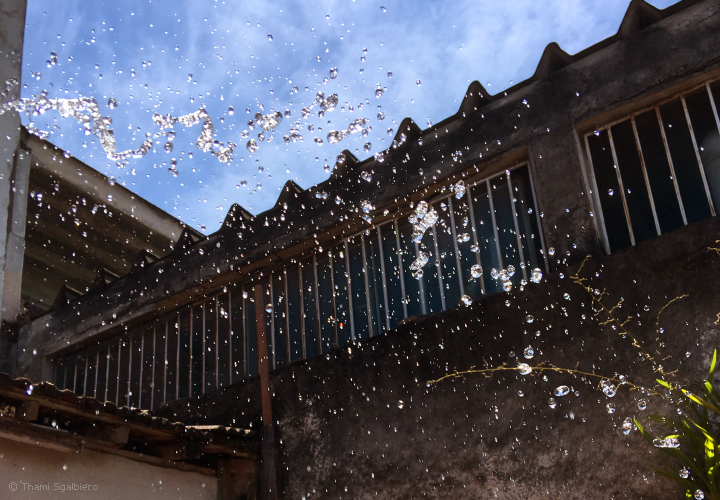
xmin=506 ymin=171 xmax=528 ymax=280
xmin=708 ymin=83 xmax=720 ymax=148
xmin=656 ymin=107 xmax=688 ymax=225
xmin=486 ymin=179 xmax=504 ymax=270
xmin=313 ymin=255 xmax=322 ymax=351
xmin=104 ymin=345 xmax=110 ymax=403
xmin=269 ymin=278 xmax=277 ymax=367
xmin=201 ymin=301 xmax=206 ymax=394
xmin=138 ymin=334 xmax=144 ymax=408
xmin=126 ymin=338 xmax=132 ymax=407
xmin=163 ymin=321 xmax=169 ymax=404
xmin=215 ymin=296 xmax=220 ymax=389
xmin=83 ymin=355 xmax=89 ymax=397
xmin=150 ymin=325 xmax=157 ymax=411
xmin=681 ymin=95 xmax=716 ymax=216
xmin=284 ymin=267 xmax=291 ymax=361
xmin=344 ymin=240 xmax=356 ymax=342
xmin=188 ymin=309 xmax=193 ymax=396
xmin=414 ymin=241 xmax=427 ymax=315
xmin=241 ymin=286 xmax=247 ymax=379
xmin=630 ymin=117 xmax=661 ymax=236
xmin=447 ymin=197 xmax=466 ymax=299
xmin=465 ymin=188 xmax=486 ymax=295
xmin=525 ymin=162 xmax=550 ymax=272
xmin=395 ymin=220 xmax=408 ymax=319
xmin=62 ymin=358 xmax=68 ymax=391
xmin=94 ymin=350 xmax=100 ymax=399
xmin=360 ymin=233 xmax=374 ymax=337
xmin=431 ymin=224 xmax=446 ymax=311
xmin=176 ymin=313 xmax=181 ymax=400
xmin=328 ymin=250 xmax=339 ymax=345
xmin=376 ymin=224 xmax=391 ymax=331
xmin=584 ymin=135 xmax=612 ymax=254
xmin=72 ymin=359 xmax=77 ymax=394
xmin=298 ymin=264 xmax=305 ymax=358
xmin=116 ymin=342 xmax=122 ymax=407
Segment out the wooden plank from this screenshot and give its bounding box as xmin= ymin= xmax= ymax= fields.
xmin=16 ymin=400 xmax=39 ymax=421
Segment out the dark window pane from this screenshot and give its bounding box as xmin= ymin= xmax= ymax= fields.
xmin=634 ymin=110 xmax=684 ymax=233
xmin=491 ymin=175 xmax=523 ymax=283
xmin=178 ymin=309 xmax=191 ymax=399
xmin=660 ymin=98 xmax=712 ymax=222
xmin=106 ymin=342 xmax=119 ymax=404
xmin=511 ymin=166 xmax=545 ymax=272
xmin=588 ymin=130 xmax=632 ymax=251
xmin=97 ymin=346 xmax=108 ymax=402
xmin=153 ymin=323 xmax=166 ymax=409
xmin=260 ymin=279 xmax=273 ymax=369
xmin=380 ymin=223 xmax=404 ymax=329
xmin=364 ymin=230 xmax=385 ymax=335
xmin=302 ymin=257 xmax=320 ymax=358
xmin=191 ymin=304 xmax=203 ymax=396
xmin=610 ymin=120 xmax=658 ymax=243
xmin=686 ymin=86 xmax=720 ymax=209
xmin=316 ymin=252 xmax=336 ymax=352
xmin=331 ymin=247 xmax=352 ymax=345
xmin=230 ymin=288 xmax=245 ymax=383
xmin=204 ymin=299 xmax=217 ymax=393
xmin=119 ymin=338 xmax=131 ymax=406
xmin=75 ymin=354 xmax=86 ymax=397
xmin=422 ymin=227 xmax=443 ymax=314
xmin=166 ymin=317 xmax=179 ymax=401
xmin=398 ymin=219 xmax=423 ymax=318
xmin=85 ymin=350 xmax=97 ymax=398
xmin=141 ymin=326 xmax=154 ymax=409
xmin=129 ymin=333 xmax=142 ymax=408
xmin=435 ymin=199 xmax=462 ymax=309
xmin=217 ymin=293 xmax=231 ymax=387
xmin=287 ymin=264 xmax=303 ymax=359
xmin=244 ymin=290 xmax=258 ymax=378
xmin=272 ymin=272 xmax=289 ymax=367
xmin=470 ymin=182 xmax=501 ymax=294
xmin=348 ymin=237 xmax=369 ymax=340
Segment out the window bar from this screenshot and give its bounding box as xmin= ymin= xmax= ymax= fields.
xmin=83 ymin=353 xmax=89 ymax=397
xmin=298 ymin=263 xmax=306 ymax=358
xmin=360 ymin=233 xmax=374 ymax=337
xmin=431 ymin=225 xmax=446 ymax=310
xmin=138 ymin=333 xmax=146 ymax=407
xmin=376 ymin=224 xmax=391 ymax=331
xmin=464 ymin=189 xmax=486 ymax=294
xmin=708 ymin=83 xmax=720 ymax=145
xmin=606 ymin=127 xmax=636 ymax=246
xmin=215 ymin=296 xmax=220 ymax=390
xmin=163 ymin=321 xmax=169 ymax=404
xmin=269 ymin=277 xmax=277 ymax=367
xmin=115 ymin=342 xmax=122 ymax=407
xmin=506 ymin=171 xmax=529 ymax=280
xmin=150 ymin=324 xmax=157 ymax=410
xmin=228 ymin=290 xmax=233 ymax=386
xmin=394 ymin=220 xmax=409 ymax=319
xmin=241 ymin=285 xmax=247 ymax=379
xmin=486 ymin=179 xmax=504 ymax=270
xmin=414 ymin=241 xmax=427 ymax=315
xmin=681 ymin=95 xmax=716 ymax=216
xmin=328 ymin=249 xmax=339 ymax=345
xmin=525 ymin=162 xmax=550 ymax=272
xmin=312 ymin=254 xmax=322 ymax=351
xmin=344 ymin=240 xmax=356 ymax=342
xmin=655 ymin=107 xmax=688 ymax=225
xmin=583 ymin=135 xmax=613 ymax=254
xmin=72 ymin=359 xmax=77 ymax=394
xmin=62 ymin=358 xmax=68 ymax=391
xmin=447 ymin=197 xmax=467 ymax=298
xmin=104 ymin=345 xmax=111 ymax=403
xmin=93 ymin=350 xmax=100 ymax=399
xmin=175 ymin=312 xmax=181 ymax=400
xmin=281 ymin=268 xmax=290 ymax=360
xmin=201 ymin=301 xmax=206 ymax=393
xmin=630 ymin=117 xmax=661 ymax=236
xmin=188 ymin=308 xmax=193 ymax=396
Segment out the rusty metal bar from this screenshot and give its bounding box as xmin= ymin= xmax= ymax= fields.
xmin=486 ymin=179 xmax=504 ymax=270
xmin=630 ymin=117 xmax=661 ymax=236
xmin=376 ymin=224 xmax=391 ymax=331
xmin=656 ymin=107 xmax=688 ymax=225
xmin=681 ymin=95 xmax=716 ymax=216
xmin=394 ymin=220 xmax=408 ymax=319
xmin=606 ymin=127 xmax=636 ymax=246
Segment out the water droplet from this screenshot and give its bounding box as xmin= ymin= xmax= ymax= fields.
xmin=470 ymin=264 xmax=482 ymax=279
xmin=608 ymin=189 xmax=614 ymax=196
xmin=107 ymin=97 xmax=118 ymax=109
xmin=461 ymin=295 xmax=472 ymax=307
xmin=416 ymin=80 xmax=422 ymax=86
xmin=267 ymin=34 xmax=273 ymax=41
xmin=554 ymin=385 xmax=569 ymax=397
xmin=606 ymin=402 xmax=615 ymax=413
xmin=380 ymin=6 xmax=387 ymax=12
xmin=518 ymin=363 xmax=531 ymax=375
xmin=228 ymin=106 xmax=234 ymax=115
xmin=329 ymin=67 xmax=338 ymax=79
xmin=548 ymin=397 xmax=557 ymax=409
xmin=695 ymin=490 xmax=705 ymax=500
xmin=361 ymin=200 xmax=374 ymax=214
xmin=387 ymin=71 xmax=392 ymax=78
xmin=523 ymin=346 xmax=534 ymax=359
xmin=526 ymin=315 xmax=534 ymax=323
xmin=361 ymin=171 xmax=372 ymax=182
xmin=622 ymin=417 xmax=634 ymax=435
xmin=265 ymin=304 xmax=273 ymax=313
xmin=397 ymin=400 xmax=404 ymax=409
xmin=364 ymin=142 xmax=372 ymax=152
xmin=679 ymin=467 xmax=690 ymax=479
xmin=637 ymin=399 xmax=647 ymax=410
xmin=26 ymin=384 xmax=34 ymax=395
xmin=246 ymin=139 xmax=258 ymax=153
xmin=601 ymin=380 xmax=617 ymax=397
xmin=530 ymin=268 xmax=543 ymax=283
xmin=375 ymin=87 xmax=384 ymax=98
xmin=653 ymin=437 xmax=680 ymax=448
xmin=164 ymin=142 xmax=174 ymax=153
xmin=457 ymin=233 xmax=470 ymax=243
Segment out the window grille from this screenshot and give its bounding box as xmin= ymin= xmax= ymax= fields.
xmin=52 ymin=163 xmax=546 ymax=407
xmin=585 ymin=79 xmax=720 ymax=253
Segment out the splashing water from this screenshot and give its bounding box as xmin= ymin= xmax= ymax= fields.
xmin=408 ymin=201 xmax=439 ymax=243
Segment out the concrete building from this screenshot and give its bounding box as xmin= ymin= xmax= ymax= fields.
xmin=1 ymin=0 xmax=720 ymax=498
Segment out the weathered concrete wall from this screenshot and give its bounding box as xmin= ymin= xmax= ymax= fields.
xmin=0 ymin=436 xmax=217 ymax=499
xmin=157 ymin=214 xmax=720 ymax=499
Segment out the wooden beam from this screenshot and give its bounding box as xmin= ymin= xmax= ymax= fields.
xmin=16 ymin=400 xmax=39 ymax=421
xmin=218 ymin=458 xmax=259 ymax=500
xmin=0 ymin=425 xmax=80 ymax=453
xmin=79 ymin=424 xmax=129 ymax=444
xmin=155 ymin=441 xmax=203 ymax=461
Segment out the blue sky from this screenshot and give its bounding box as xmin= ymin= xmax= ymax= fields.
xmin=20 ymin=0 xmax=679 ymax=234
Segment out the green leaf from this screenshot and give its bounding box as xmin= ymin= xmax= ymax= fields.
xmin=708 ymin=349 xmax=717 ymax=384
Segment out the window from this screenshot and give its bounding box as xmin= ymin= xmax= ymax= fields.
xmin=585 ymin=79 xmax=720 ymax=253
